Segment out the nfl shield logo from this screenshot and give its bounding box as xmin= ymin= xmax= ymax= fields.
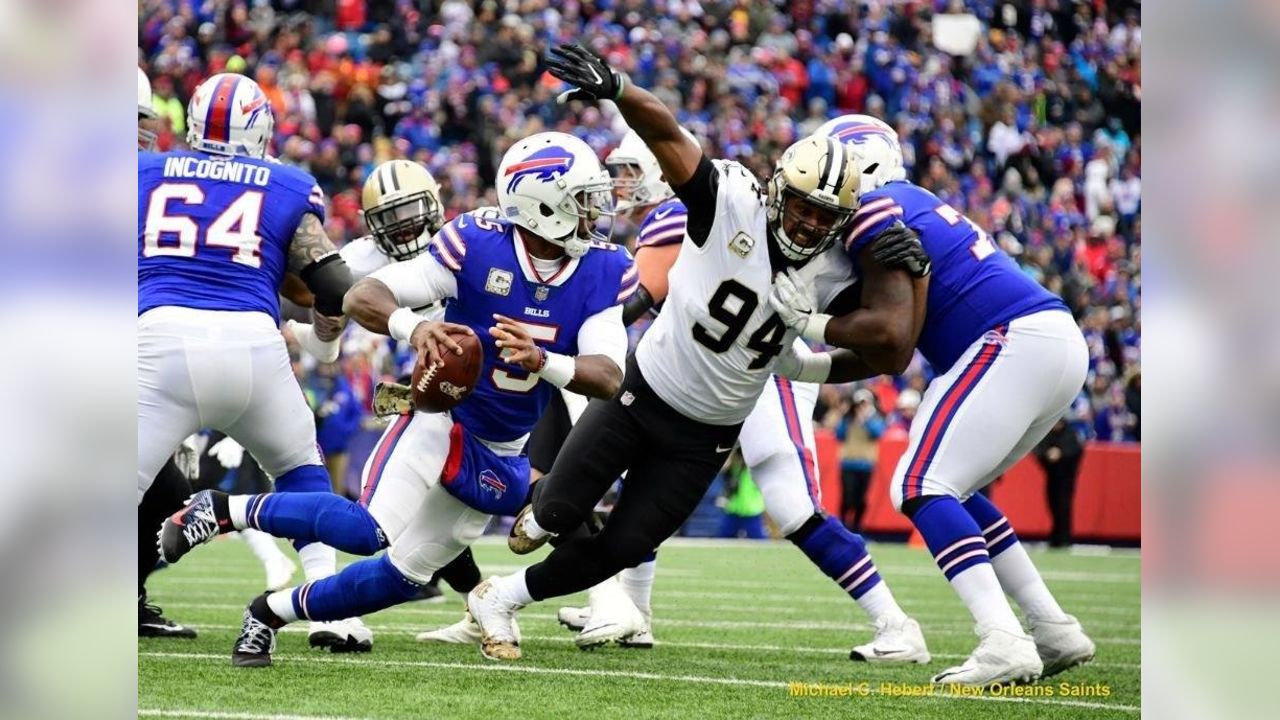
xmin=534 ymin=285 xmax=550 ymax=302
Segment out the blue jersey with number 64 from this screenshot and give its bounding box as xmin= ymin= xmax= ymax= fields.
xmin=843 ymin=181 xmax=1067 ymax=373
xmin=138 ymin=150 xmax=325 ymax=320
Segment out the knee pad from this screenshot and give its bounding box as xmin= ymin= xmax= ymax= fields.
xmin=533 ymin=497 xmax=586 ymax=536
xmin=389 ymin=542 xmax=460 ymax=586
xmin=274 ymin=464 xmax=332 ymax=494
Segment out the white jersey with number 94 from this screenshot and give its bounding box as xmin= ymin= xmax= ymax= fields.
xmin=635 ymin=160 xmax=852 ymax=425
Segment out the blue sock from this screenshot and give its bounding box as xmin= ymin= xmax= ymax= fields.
xmin=962 ymin=494 xmax=1019 ymax=557
xmin=792 ymin=515 xmax=883 ymax=600
xmin=290 ymin=554 xmax=420 ymax=622
xmin=912 ymin=496 xmax=991 ymax=580
xmin=274 ymin=464 xmax=332 ymax=493
xmin=245 ymin=493 xmax=386 ymax=556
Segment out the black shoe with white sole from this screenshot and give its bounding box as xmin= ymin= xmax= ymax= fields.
xmin=158 ymin=490 xmax=229 ymax=564
xmin=232 ymin=594 xmax=280 ymax=668
xmin=138 ymin=598 xmax=197 ymax=639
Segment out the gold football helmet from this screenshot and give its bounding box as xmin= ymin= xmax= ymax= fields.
xmin=765 ymin=135 xmax=862 ymax=262
xmin=361 ymin=160 xmax=444 ymax=261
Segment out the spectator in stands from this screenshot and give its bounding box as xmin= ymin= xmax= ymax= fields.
xmin=304 ymin=361 xmax=365 ymax=499
xmin=717 ymin=449 xmax=767 ymax=540
xmin=1034 ymin=418 xmax=1086 ymax=548
xmin=826 ymin=389 xmax=885 ymax=534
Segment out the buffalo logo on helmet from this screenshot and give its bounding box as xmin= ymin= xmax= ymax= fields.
xmin=503 ymin=146 xmax=575 ymax=193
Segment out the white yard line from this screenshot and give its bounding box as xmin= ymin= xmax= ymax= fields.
xmin=139 ymin=710 xmax=368 ymax=720
xmin=141 ymin=651 xmax=1138 ymax=713
xmin=175 ymin=622 xmax=1141 ymax=670
xmin=163 ymin=602 xmax=1140 ymax=639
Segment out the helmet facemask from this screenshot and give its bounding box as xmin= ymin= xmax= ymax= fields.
xmin=606 ymin=160 xmax=650 ymax=213
xmin=365 ymin=191 xmax=443 ymax=261
xmin=767 ymin=177 xmax=857 ymax=263
xmin=540 ymin=179 xmax=615 ymax=258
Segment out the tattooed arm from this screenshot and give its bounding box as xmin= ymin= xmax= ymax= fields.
xmin=288 ymin=212 xmax=353 ymax=342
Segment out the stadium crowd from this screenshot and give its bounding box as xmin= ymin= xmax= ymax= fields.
xmin=139 ymin=0 xmax=1140 ymax=445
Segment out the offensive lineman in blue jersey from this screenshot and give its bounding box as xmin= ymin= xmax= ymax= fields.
xmin=770 ymin=116 xmax=1094 ymax=687
xmin=160 ymin=131 xmax=633 ymax=667
xmin=139 ymin=74 xmax=369 ymax=649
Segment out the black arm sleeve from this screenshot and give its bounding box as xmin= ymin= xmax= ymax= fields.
xmin=671 ymin=154 xmax=719 ymax=248
xmin=621 ymin=284 xmax=656 ymax=326
xmin=299 ymin=253 xmax=353 ymax=316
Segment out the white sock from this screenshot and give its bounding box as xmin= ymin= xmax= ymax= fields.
xmin=991 ymin=543 xmax=1069 ymax=623
xmin=950 ymin=563 xmax=1023 ymax=635
xmin=522 ymin=511 xmax=549 ymax=541
xmin=854 ymin=581 xmax=907 ymax=624
xmin=240 ymin=529 xmax=289 ymax=567
xmin=228 ymin=495 xmax=251 ymax=530
xmin=266 ymin=589 xmax=299 ymax=623
xmin=297 ymin=543 xmax=336 ymax=581
xmin=496 ymin=569 xmax=533 ymax=607
xmin=619 ymin=560 xmax=656 ymax=618
xmin=586 ymin=576 xmax=630 ymax=609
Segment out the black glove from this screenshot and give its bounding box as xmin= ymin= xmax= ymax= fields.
xmin=871 ymin=221 xmax=931 ymax=278
xmin=545 ymin=43 xmax=627 ymax=103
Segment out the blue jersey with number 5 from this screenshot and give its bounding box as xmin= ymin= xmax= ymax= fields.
xmin=138 ymin=150 xmax=325 ymax=320
xmin=427 ymin=211 xmax=637 ymax=443
xmin=844 ymin=181 xmax=1066 ymax=372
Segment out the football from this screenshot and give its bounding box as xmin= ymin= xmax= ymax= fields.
xmin=411 ymin=330 xmax=483 ymax=413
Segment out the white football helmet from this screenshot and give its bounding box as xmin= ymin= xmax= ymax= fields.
xmin=186 ymin=73 xmax=275 ymax=159
xmin=604 ymin=127 xmax=698 ymax=212
xmin=138 ymin=68 xmax=158 ymax=151
xmin=816 ymin=114 xmax=906 ymax=194
xmin=496 ymin=132 xmax=614 ymax=258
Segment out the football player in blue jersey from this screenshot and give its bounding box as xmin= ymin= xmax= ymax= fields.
xmin=769 ymin=115 xmax=1095 ymax=686
xmin=159 ymin=131 xmax=635 ymax=668
xmin=139 ymin=73 xmax=371 ymax=650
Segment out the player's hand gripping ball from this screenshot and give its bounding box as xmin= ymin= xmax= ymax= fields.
xmin=410 ymin=321 xmax=483 ymax=413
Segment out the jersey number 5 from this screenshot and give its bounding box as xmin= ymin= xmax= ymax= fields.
xmin=692 ymin=280 xmax=787 ymax=370
xmin=492 ymin=320 xmax=561 ymax=393
xmin=143 ymin=183 xmax=265 ymax=268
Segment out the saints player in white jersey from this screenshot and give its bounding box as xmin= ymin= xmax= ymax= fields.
xmin=464 ymin=44 xmax=932 ymax=661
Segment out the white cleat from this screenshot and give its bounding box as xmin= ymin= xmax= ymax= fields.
xmin=467 ymin=578 xmax=523 ymax=661
xmin=575 ymin=580 xmax=645 ymax=650
xmin=557 ymin=606 xmax=590 ymax=632
xmin=264 ymin=556 xmax=297 ymax=593
xmin=931 ymin=625 xmax=1043 ymax=688
xmin=416 ymin=611 xmax=521 ymax=645
xmin=1031 ymin=615 xmax=1096 ymax=678
xmin=308 ymin=618 xmax=373 ymax=653
xmin=850 ymin=615 xmax=931 ymax=664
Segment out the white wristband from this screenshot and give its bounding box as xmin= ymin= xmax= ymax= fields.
xmin=801 ymin=313 xmax=832 ymax=344
xmin=536 ymin=351 xmax=576 ymax=389
xmin=793 ymin=352 xmax=833 ymax=383
xmin=387 ymin=307 xmax=424 ymax=343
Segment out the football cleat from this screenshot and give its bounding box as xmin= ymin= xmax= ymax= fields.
xmin=507 ymin=505 xmax=550 ymax=555
xmin=575 ymin=579 xmax=645 ymax=650
xmin=232 ymin=603 xmax=277 ymax=668
xmin=467 ymin=578 xmax=523 ymax=661
xmin=307 ymin=618 xmax=372 ymax=652
xmin=618 ymin=626 xmax=656 ymax=649
xmin=557 ymin=606 xmax=590 ymax=632
xmin=138 ymin=598 xmax=197 ymax=639
xmin=850 ymin=615 xmax=931 ymax=664
xmin=1030 ymin=615 xmax=1096 ymax=678
xmin=157 ymin=490 xmax=225 ymax=564
xmin=328 ymin=617 xmax=373 ymax=654
xmin=931 ymin=625 xmax=1043 ymax=688
xmin=416 ymin=611 xmax=521 ymax=645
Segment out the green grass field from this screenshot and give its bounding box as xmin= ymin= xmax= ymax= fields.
xmin=139 ymin=536 xmax=1140 ymax=719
